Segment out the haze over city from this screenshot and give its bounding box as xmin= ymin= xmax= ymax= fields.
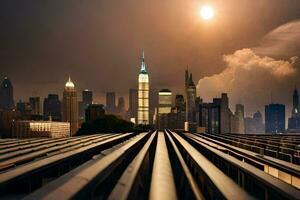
xmin=1 ymin=0 xmax=300 ymax=116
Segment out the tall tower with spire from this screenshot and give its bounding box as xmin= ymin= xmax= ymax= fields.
xmin=62 ymin=76 xmax=78 ymax=136
xmin=185 ymin=68 xmax=197 ymax=131
xmin=137 ymin=50 xmax=150 ymax=125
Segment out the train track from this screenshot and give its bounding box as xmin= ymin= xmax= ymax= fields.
xmin=0 ymin=131 xmax=299 ymax=200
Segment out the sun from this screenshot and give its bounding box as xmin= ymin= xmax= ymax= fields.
xmin=200 ymin=5 xmax=214 ymax=20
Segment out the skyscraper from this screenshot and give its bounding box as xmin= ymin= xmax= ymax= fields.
xmin=185 ymin=69 xmax=197 ymax=131
xmin=106 ymin=92 xmax=116 ymax=114
xmin=29 ymin=97 xmax=40 ymax=115
xmin=265 ymin=104 xmax=285 ymax=134
xmin=43 ymin=94 xmax=62 ymax=121
xmin=288 ymin=88 xmax=300 ymax=132
xmin=0 ymin=77 xmax=14 ymax=110
xmin=62 ymin=76 xmax=78 ymax=136
xmin=137 ymin=50 xmax=149 ymax=125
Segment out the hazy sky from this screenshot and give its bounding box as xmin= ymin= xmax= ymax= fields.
xmin=0 ymin=0 xmax=300 ymax=115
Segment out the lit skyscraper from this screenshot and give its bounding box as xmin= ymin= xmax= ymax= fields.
xmin=137 ymin=50 xmax=149 ymax=125
xmin=62 ymin=76 xmax=78 ymax=136
xmin=0 ymin=77 xmax=14 ymax=110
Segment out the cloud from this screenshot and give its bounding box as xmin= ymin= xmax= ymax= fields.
xmin=196 ymin=20 xmax=300 ymax=116
xmin=197 ymin=48 xmax=299 ymax=115
xmin=254 ymin=20 xmax=300 ymax=57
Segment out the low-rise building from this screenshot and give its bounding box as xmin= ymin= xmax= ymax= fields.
xmin=12 ymin=120 xmax=70 ymax=138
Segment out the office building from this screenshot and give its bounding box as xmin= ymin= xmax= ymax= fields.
xmin=62 ymin=76 xmax=78 ymax=136
xmin=29 ymin=97 xmax=40 ymax=115
xmin=85 ymin=104 xmax=105 ymax=122
xmin=12 ymin=120 xmax=70 ymax=138
xmin=0 ymin=77 xmax=14 ymax=110
xmin=137 ymin=50 xmax=150 ymax=125
xmin=265 ymin=104 xmax=285 ymax=134
xmin=199 ymin=93 xmax=232 ymax=134
xmin=43 ymin=94 xmax=62 ymax=121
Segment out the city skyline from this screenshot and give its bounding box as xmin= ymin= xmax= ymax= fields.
xmin=0 ymin=0 xmax=299 ymax=117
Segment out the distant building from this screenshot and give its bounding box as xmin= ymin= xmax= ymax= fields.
xmin=156 ymin=89 xmax=172 ymax=130
xmin=265 ymin=104 xmax=285 ymax=134
xmin=0 ymin=77 xmax=15 ymax=110
xmin=106 ymin=92 xmax=116 ymax=114
xmin=62 ymin=76 xmax=78 ymax=136
xmin=43 ymin=94 xmax=62 ymax=121
xmin=245 ymin=110 xmax=265 ymax=134
xmin=199 ymin=93 xmax=232 ymax=134
xmin=79 ymin=89 xmax=93 ymax=122
xmin=85 ymin=104 xmax=105 ymax=122
xmin=16 ymin=100 xmax=32 ymax=117
xmin=128 ymin=88 xmax=138 ymax=122
xmin=185 ymin=69 xmax=197 ymax=131
xmin=288 ymin=88 xmax=300 ymax=132
xmin=82 ymin=89 xmax=93 ymax=105
xmin=175 ymin=95 xmax=185 ymax=112
xmin=137 ymin=50 xmax=150 ymax=125
xmin=29 ymin=97 xmax=40 ymax=115
xmin=232 ymin=104 xmax=245 ymax=134
xmin=0 ymin=109 xmax=20 ymax=138
xmin=12 ymin=120 xmax=70 ymax=138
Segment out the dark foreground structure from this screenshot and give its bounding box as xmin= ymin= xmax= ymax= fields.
xmin=0 ymin=131 xmax=300 ymax=200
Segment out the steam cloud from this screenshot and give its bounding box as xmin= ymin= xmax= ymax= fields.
xmin=197 ymin=20 xmax=300 ymax=115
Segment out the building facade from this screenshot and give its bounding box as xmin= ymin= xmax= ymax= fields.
xmin=12 ymin=120 xmax=70 ymax=138
xmin=0 ymin=77 xmax=15 ymax=110
xmin=198 ymin=93 xmax=233 ymax=134
xmin=265 ymin=104 xmax=285 ymax=134
xmin=62 ymin=76 xmax=78 ymax=136
xmin=137 ymin=50 xmax=150 ymax=125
